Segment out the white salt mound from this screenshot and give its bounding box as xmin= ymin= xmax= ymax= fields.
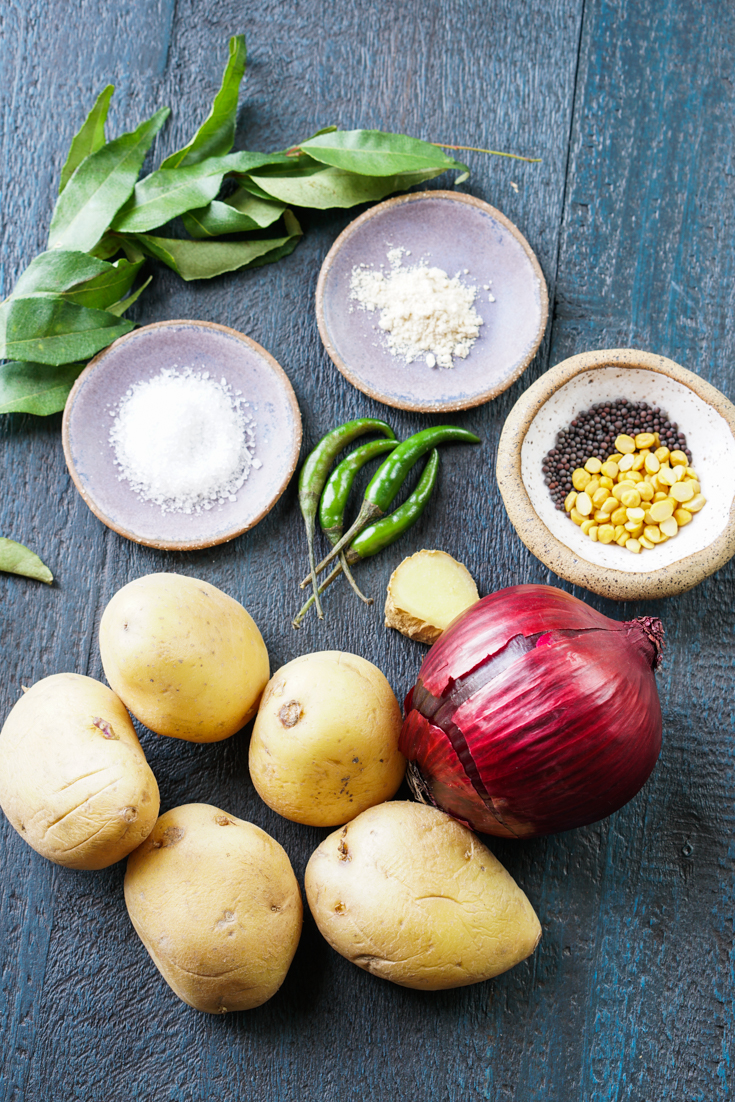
xmin=350 ymin=251 xmax=484 ymax=369
xmin=110 ymin=367 xmax=258 ymax=514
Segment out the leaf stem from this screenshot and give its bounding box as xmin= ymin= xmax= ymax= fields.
xmin=432 ymin=143 xmax=541 ymax=163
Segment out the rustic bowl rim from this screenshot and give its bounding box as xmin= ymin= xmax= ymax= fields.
xmin=496 ymin=347 xmax=735 ymax=601
xmin=61 ymin=319 xmax=303 ymax=552
xmin=315 ymin=189 xmax=549 ymax=413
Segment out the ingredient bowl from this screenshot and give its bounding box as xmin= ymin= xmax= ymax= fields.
xmin=62 ymin=320 xmax=302 ymax=551
xmin=316 ymin=190 xmax=548 ymax=413
xmin=497 ymin=348 xmax=735 ymax=600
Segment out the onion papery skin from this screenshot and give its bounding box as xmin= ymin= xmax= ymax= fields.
xmin=399 ymin=585 xmax=663 ymax=838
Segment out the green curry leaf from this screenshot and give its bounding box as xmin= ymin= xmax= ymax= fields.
xmin=182 ymin=188 xmax=285 ymax=237
xmin=48 ymin=107 xmax=170 ymax=253
xmin=111 ymin=161 xmax=229 ymax=233
xmin=59 ymin=85 xmax=114 ymax=194
xmin=0 ymin=538 xmax=54 ymax=584
xmin=111 ymin=151 xmax=289 ymax=233
xmin=135 ymin=210 xmax=302 ymax=280
xmin=246 ymin=161 xmax=449 ymax=209
xmin=0 ymin=361 xmax=85 ymax=415
xmin=160 ymin=35 xmax=247 ymax=169
xmin=106 ymin=275 xmax=152 ymax=316
xmin=0 ymin=297 xmax=134 ymax=365
xmin=12 ymin=250 xmax=144 ymax=310
xmin=298 ymin=129 xmax=470 ymax=182
xmin=14 ymin=250 xmax=115 ymax=295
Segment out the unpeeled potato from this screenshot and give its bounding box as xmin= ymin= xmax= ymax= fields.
xmin=125 ymin=803 xmax=302 ymax=1013
xmin=305 ymin=801 xmax=541 ymax=990
xmin=0 ymin=673 xmax=159 ymax=870
xmin=99 ymin=573 xmax=269 ymax=742
xmin=249 ymin=651 xmax=405 ymax=827
xmin=384 ymin=550 xmax=479 ymax=643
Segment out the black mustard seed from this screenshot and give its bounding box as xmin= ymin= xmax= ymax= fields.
xmin=542 ymin=398 xmax=692 ymax=510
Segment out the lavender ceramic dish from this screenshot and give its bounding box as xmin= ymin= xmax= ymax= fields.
xmin=62 ymin=320 xmax=302 ymax=551
xmin=316 ymin=190 xmax=548 ymax=413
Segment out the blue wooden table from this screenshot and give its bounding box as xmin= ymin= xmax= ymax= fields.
xmin=1 ymin=2 xmax=734 ymax=1099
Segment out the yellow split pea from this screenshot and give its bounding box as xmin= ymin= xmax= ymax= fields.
xmin=564 ymin=432 xmax=705 ymax=555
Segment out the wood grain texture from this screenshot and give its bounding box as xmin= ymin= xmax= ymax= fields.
xmin=1 ymin=0 xmax=733 ymax=1099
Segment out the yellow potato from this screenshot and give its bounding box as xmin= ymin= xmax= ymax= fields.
xmin=305 ymin=801 xmax=541 ymax=990
xmin=125 ymin=804 xmax=302 ymax=1013
xmin=249 ymin=651 xmax=405 ymax=827
xmin=384 ymin=549 xmax=479 ymax=643
xmin=99 ymin=573 xmax=269 ymax=742
xmin=0 ymin=673 xmax=159 ymax=870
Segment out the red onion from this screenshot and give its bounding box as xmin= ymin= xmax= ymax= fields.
xmin=399 ymin=584 xmax=664 ymax=838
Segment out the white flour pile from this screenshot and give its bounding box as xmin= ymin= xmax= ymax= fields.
xmin=110 ymin=367 xmax=260 ymax=514
xmin=350 ymin=247 xmax=484 ymax=368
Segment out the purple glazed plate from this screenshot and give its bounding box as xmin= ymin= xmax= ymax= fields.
xmin=316 ymin=190 xmax=548 ymax=413
xmin=62 ymin=320 xmax=302 ymax=551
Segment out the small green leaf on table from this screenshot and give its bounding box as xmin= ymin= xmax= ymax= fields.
xmin=0 ymin=361 xmax=85 ymax=415
xmin=0 ymin=538 xmax=53 ymax=584
xmin=48 ymin=106 xmax=170 ymax=253
xmin=160 ymin=35 xmax=247 ymax=169
xmin=0 ymin=297 xmax=134 ymax=365
xmin=59 ymin=85 xmax=114 ymax=194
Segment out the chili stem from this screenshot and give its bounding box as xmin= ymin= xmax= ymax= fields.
xmin=304 ymin=514 xmax=324 ymax=619
xmin=339 ymin=551 xmax=372 ymax=604
xmin=432 ymin=142 xmax=541 ymax=163
xmin=292 ymin=561 xmax=344 ymax=628
xmin=299 ymin=500 xmax=382 ymax=588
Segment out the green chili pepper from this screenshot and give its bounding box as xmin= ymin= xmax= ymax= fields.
xmin=293 ymin=449 xmax=440 ymax=628
xmin=350 ymin=446 xmax=440 ymax=557
xmin=298 ymin=417 xmax=395 ymax=618
xmin=319 ymin=438 xmax=399 ymax=604
xmin=302 ymin=425 xmax=480 ymax=587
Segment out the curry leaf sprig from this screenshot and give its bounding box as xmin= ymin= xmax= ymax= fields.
xmin=0 ymin=33 xmax=535 ymax=420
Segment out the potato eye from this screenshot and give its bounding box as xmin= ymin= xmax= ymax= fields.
xmin=278 ymin=701 xmax=302 ymax=728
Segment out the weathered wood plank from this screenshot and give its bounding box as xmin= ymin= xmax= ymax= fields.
xmin=525 ymin=1 xmax=735 ymax=1100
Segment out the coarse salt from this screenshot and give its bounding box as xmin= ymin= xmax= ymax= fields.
xmin=350 ymin=249 xmax=484 ymax=369
xmin=109 ymin=367 xmax=258 ymax=514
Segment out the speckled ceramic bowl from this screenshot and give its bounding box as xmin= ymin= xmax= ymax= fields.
xmin=497 ymin=349 xmax=735 ymax=600
xmin=62 ymin=320 xmax=302 ymax=551
xmin=316 ymin=190 xmax=548 ymax=413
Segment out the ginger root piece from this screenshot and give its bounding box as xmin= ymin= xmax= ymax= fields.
xmin=384 ymin=549 xmax=479 ymax=643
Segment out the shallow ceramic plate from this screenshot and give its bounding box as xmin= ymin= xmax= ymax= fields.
xmin=497 ymin=348 xmax=735 ymax=600
xmin=62 ymin=320 xmax=302 ymax=551
xmin=316 ymin=190 xmax=548 ymax=413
